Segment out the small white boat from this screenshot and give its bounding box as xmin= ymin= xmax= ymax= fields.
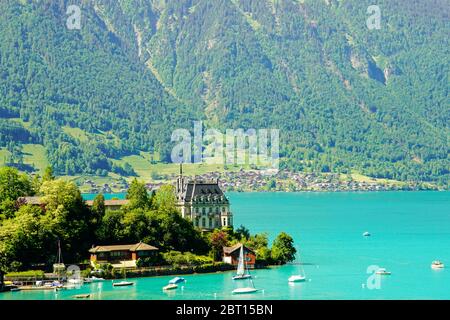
xmin=288 ymin=275 xmax=306 ymax=283
xmin=431 ymin=261 xmax=445 ymax=269
xmin=73 ymin=294 xmax=91 ymax=299
xmin=363 ymin=232 xmax=371 ymax=237
xmin=169 ymin=277 xmax=185 ymax=284
xmin=44 ymin=281 xmax=64 ymax=288
xmin=68 ymin=278 xmax=84 ymax=285
xmin=113 ymin=281 xmax=134 ymax=287
xmin=232 ymin=274 xmax=252 ymax=280
xmin=375 ymin=268 xmax=391 ymax=275
xmin=232 ymin=287 xmax=259 ymax=295
xmin=163 ymin=283 xmax=178 ymax=291
xmin=91 ymin=276 xmax=105 ymax=282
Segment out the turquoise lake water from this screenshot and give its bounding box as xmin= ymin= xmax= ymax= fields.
xmin=2 ymin=191 xmax=449 ymax=300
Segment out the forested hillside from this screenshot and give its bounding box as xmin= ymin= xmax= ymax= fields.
xmin=0 ymin=0 xmax=448 ymax=186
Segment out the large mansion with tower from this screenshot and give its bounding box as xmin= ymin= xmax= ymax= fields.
xmin=175 ymin=165 xmax=233 ymax=231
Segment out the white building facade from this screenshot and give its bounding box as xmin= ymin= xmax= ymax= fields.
xmin=175 ymin=168 xmax=233 ymax=230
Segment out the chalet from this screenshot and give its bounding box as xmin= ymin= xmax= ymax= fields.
xmin=223 ymin=244 xmax=256 ymax=269
xmin=89 ymin=242 xmax=158 ymax=268
xmin=175 ymin=165 xmax=233 ymax=231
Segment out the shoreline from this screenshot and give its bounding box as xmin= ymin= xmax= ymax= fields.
xmin=1 ymin=264 xmax=273 ymax=291
xmin=81 ymin=189 xmax=448 ymax=201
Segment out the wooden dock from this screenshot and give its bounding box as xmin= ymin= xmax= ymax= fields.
xmin=17 ymin=286 xmax=58 ymax=291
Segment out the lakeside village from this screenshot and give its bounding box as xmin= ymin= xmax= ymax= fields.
xmin=82 ymin=169 xmax=437 ymax=195
xmin=0 ymin=165 xmax=296 ymax=293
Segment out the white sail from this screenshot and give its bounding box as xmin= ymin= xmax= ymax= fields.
xmin=236 ymin=246 xmax=245 ymax=276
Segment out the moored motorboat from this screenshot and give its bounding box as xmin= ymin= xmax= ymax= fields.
xmin=363 ymin=231 xmax=371 ymax=237
xmin=113 ymin=281 xmax=134 ymax=287
xmin=431 ymin=260 xmax=444 ymax=269
xmin=375 ymin=268 xmax=391 ymax=275
xmin=90 ymin=276 xmax=105 ymax=282
xmin=169 ymin=277 xmax=185 ymax=284
xmin=67 ymin=278 xmax=84 ymax=285
xmin=73 ymin=294 xmax=91 ymax=299
xmin=288 ymin=275 xmax=306 ymax=283
xmin=44 ymin=280 xmax=64 ymax=288
xmin=163 ymin=283 xmax=178 ymax=291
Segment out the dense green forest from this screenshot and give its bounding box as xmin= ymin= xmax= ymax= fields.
xmin=0 ymin=0 xmax=448 ymax=186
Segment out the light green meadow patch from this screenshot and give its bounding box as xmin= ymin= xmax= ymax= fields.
xmin=21 ymin=144 xmax=49 ymax=173
xmin=62 ymin=126 xmax=90 ymax=142
xmin=0 ymin=148 xmax=12 ymax=166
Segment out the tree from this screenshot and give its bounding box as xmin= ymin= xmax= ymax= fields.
xmin=96 ymin=210 xmax=125 ymax=244
xmin=91 ymin=193 xmax=105 ymax=223
xmin=271 ymin=232 xmax=296 ymax=265
xmin=235 ymin=225 xmax=250 ymax=240
xmin=42 ymin=166 xmax=55 ymax=182
xmin=0 ymin=166 xmax=33 ymax=220
xmin=122 ymin=209 xmax=151 ymax=243
xmin=256 ymin=247 xmax=273 ymax=265
xmin=126 ymin=179 xmax=151 ymax=210
xmin=39 ymin=179 xmax=92 ymax=263
xmin=245 ymin=233 xmax=269 ymax=251
xmin=152 ymin=184 xmax=176 ymax=212
xmin=31 ymin=174 xmax=42 ymax=195
xmin=0 ymin=204 xmax=49 ymax=270
xmin=149 ymin=209 xmax=209 ymax=254
xmin=0 ymin=166 xmax=33 ymax=202
xmin=209 ymin=230 xmax=229 ymax=261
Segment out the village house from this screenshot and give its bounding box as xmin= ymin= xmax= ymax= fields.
xmin=89 ymin=242 xmax=158 ymax=268
xmin=223 ymin=243 xmax=256 ymax=269
xmin=175 ymin=165 xmax=233 ymax=231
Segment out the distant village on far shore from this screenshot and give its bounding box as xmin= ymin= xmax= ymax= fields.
xmin=78 ymin=169 xmax=437 ymax=194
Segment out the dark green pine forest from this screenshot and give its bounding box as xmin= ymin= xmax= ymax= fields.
xmin=0 ymin=0 xmax=448 ymax=186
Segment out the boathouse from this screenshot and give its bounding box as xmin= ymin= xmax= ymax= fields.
xmin=89 ymin=242 xmax=158 ymax=268
xmin=223 ymin=244 xmax=256 ymax=269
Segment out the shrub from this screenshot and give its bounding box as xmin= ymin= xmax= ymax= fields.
xmin=162 ymin=251 xmax=213 ymax=267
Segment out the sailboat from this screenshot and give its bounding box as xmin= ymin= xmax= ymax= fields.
xmin=232 ymin=246 xmax=259 ymax=294
xmin=232 ymin=246 xmax=252 ymax=280
xmin=51 ymin=240 xmax=65 ymax=288
xmin=288 ymin=249 xmax=306 ymax=283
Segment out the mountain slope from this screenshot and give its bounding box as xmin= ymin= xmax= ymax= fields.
xmin=0 ymin=0 xmax=448 ymax=185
